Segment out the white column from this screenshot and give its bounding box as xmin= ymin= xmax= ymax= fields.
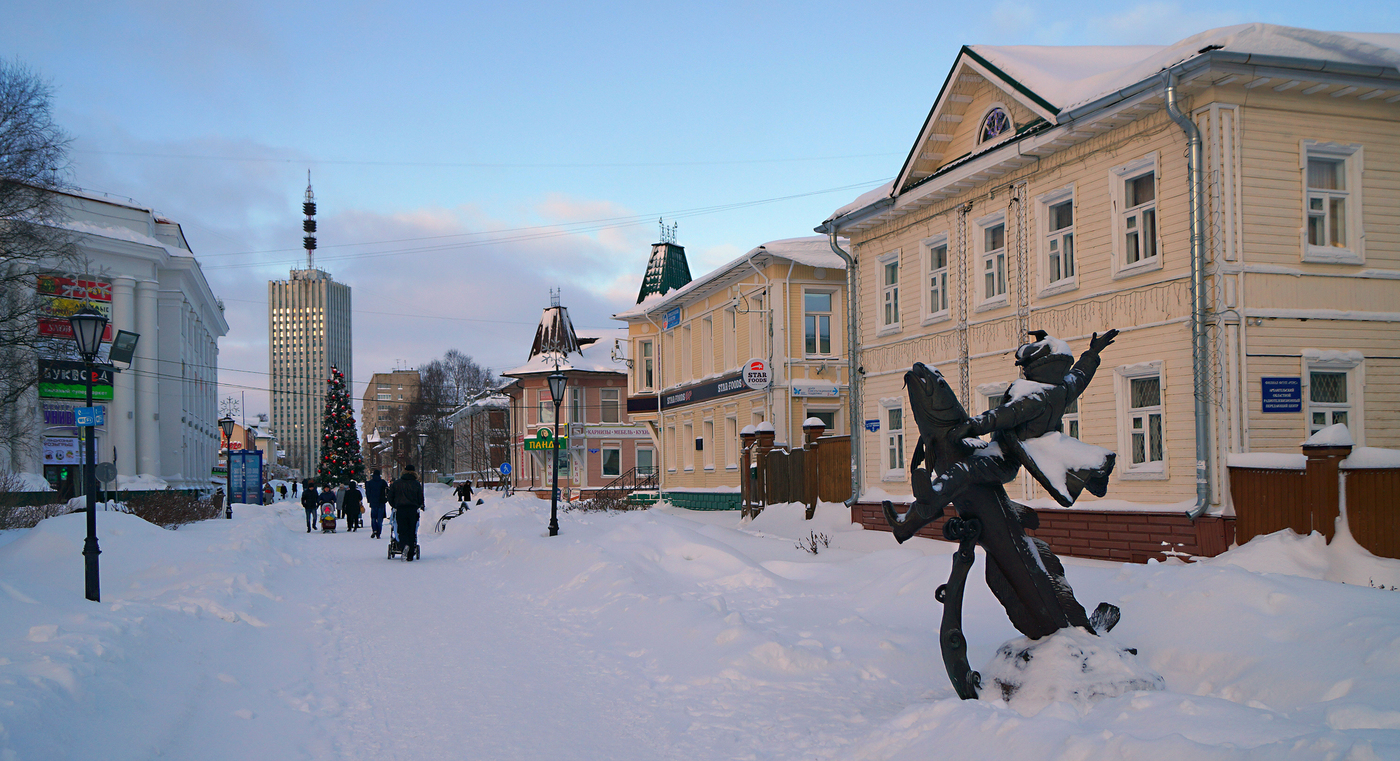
xmin=111 ymin=277 xmax=137 ymax=476
xmin=134 ymin=280 xmax=160 ymax=477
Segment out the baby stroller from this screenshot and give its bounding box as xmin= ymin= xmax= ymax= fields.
xmin=387 ymin=511 xmax=420 ymax=561
xmin=319 ymin=504 xmax=337 ymax=533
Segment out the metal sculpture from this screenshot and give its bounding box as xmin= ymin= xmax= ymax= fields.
xmin=882 ymin=330 xmax=1122 ymax=699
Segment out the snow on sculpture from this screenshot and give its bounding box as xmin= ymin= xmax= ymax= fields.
xmin=882 ymin=329 xmax=1159 ymax=702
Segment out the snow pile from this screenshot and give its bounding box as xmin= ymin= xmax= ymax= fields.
xmin=116 ymin=473 xmax=169 ymax=490
xmin=1304 ymin=422 xmax=1354 ymax=447
xmin=981 ymin=628 xmax=1165 ymax=715
xmin=1 ymin=491 xmax=1398 ymax=759
xmin=5 ymin=472 xmax=54 ymax=491
xmin=1020 ymin=431 xmax=1114 ymax=496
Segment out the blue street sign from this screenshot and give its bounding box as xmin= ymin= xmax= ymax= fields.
xmin=864 ymin=419 xmax=881 ymax=432
xmin=1261 ymin=377 xmax=1302 ymax=413
xmin=75 ymin=406 xmax=105 ymax=427
xmin=499 ymin=462 xmax=513 ymax=475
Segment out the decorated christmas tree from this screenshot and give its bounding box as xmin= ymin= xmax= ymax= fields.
xmin=317 ymin=366 xmax=365 ymax=485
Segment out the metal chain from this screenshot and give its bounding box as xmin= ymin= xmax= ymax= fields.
xmin=956 ymin=203 xmax=971 ymax=407
xmin=1014 ymin=181 xmax=1030 ymax=342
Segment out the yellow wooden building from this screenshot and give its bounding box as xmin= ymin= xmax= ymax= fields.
xmin=614 ymin=237 xmax=850 ymax=509
xmin=816 ymin=24 xmax=1400 ymax=520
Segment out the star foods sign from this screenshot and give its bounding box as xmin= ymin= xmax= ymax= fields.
xmin=743 ymin=359 xmax=770 ymax=390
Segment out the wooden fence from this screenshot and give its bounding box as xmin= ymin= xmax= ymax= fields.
xmin=741 ymin=429 xmax=851 ymax=519
xmin=1228 ymin=442 xmax=1400 ymax=559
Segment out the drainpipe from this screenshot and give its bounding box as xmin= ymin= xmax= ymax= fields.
xmin=782 ymin=259 xmax=796 ymax=446
xmin=1164 ymin=69 xmax=1210 ymax=521
xmin=827 ymin=232 xmax=860 ymax=508
xmin=643 ymin=311 xmax=666 ymax=492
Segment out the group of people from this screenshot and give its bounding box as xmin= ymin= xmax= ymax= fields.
xmin=296 ymin=466 xmax=428 ymax=558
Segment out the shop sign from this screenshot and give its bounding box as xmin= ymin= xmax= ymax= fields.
xmin=36 ymin=275 xmax=114 ymax=342
xmin=791 ymin=383 xmax=840 ymax=397
xmin=660 ymin=371 xmax=747 ymax=410
xmin=525 ymin=436 xmax=568 ymax=451
xmin=584 ymin=425 xmax=651 ymax=439
xmin=743 ymin=359 xmax=770 ymax=390
xmin=38 ymin=360 xmax=114 ymax=401
xmin=43 ymin=436 xmax=85 ymax=465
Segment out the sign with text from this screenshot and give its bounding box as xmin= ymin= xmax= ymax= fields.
xmin=662 ymin=308 xmax=681 ymax=330
xmin=43 ymin=436 xmax=84 ymax=465
xmin=38 ymin=360 xmax=115 ymax=400
xmin=227 ymin=449 xmax=264 ymax=505
xmin=791 ymin=383 xmax=841 ymax=397
xmin=584 ymin=425 xmax=651 ymax=439
xmin=864 ymin=419 xmax=881 ymax=432
xmin=525 ymin=436 xmax=568 ymax=451
xmin=660 ymin=371 xmax=747 ymax=411
xmin=75 ymin=406 xmax=105 ymax=427
xmin=743 ymin=359 xmax=770 ymax=390
xmin=1261 ymin=377 xmax=1302 ymax=413
xmin=36 ymin=274 xmax=114 ymax=342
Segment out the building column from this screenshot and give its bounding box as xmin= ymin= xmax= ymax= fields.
xmin=134 ymin=280 xmax=160 ymax=477
xmin=111 ymin=277 xmax=138 ymax=476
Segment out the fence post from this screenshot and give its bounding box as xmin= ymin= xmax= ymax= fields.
xmin=1303 ymin=441 xmax=1352 ymax=540
xmin=802 ymin=419 xmax=826 ymax=520
xmin=739 ymin=427 xmax=757 ymax=518
xmin=754 ymin=426 xmax=776 ymax=516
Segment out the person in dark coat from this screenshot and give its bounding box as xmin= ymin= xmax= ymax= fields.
xmin=342 ymin=482 xmax=364 ymax=531
xmin=454 ymin=480 xmax=473 ymax=508
xmin=365 ymin=469 xmax=388 ymax=538
xmin=387 ymin=464 xmax=425 ymax=560
xmin=300 ymin=480 xmax=318 ymax=532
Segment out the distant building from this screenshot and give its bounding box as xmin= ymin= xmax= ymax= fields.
xmin=0 ymin=187 xmax=227 ymax=490
xmin=267 ymin=178 xmax=351 ymax=473
xmin=502 ymin=297 xmax=642 ymax=498
xmin=448 ymin=394 xmax=511 ymax=485
xmin=359 ymin=368 xmax=421 ymax=473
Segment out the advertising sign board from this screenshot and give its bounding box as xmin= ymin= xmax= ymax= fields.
xmin=38 ymin=360 xmax=114 ymax=401
xmin=743 ymin=359 xmax=770 ymax=390
xmin=36 ymin=275 xmax=114 ymax=342
xmin=227 ymin=449 xmax=264 ymax=505
xmin=43 ymin=436 xmax=83 ymax=465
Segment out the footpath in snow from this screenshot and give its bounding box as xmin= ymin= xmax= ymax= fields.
xmin=2 ymin=485 xmax=1399 ymax=760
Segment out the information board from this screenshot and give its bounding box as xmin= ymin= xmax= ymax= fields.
xmin=1261 ymin=377 xmax=1302 ymax=413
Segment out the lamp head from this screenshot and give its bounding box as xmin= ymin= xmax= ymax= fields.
xmin=68 ymin=305 xmax=109 ymax=360
xmin=219 ymin=416 xmax=235 ymax=442
xmin=547 ymin=371 xmax=567 ymax=402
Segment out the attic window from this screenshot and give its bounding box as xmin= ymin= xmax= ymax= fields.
xmin=979 ymin=108 xmax=1013 ymax=144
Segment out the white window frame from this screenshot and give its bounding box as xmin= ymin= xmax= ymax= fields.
xmin=682 ymin=422 xmax=695 ymax=471
xmin=701 ymin=316 xmax=714 ymax=376
xmin=1115 ymin=361 xmax=1167 ymax=479
xmin=665 ymin=424 xmax=677 ymax=472
xmin=803 ymin=288 xmax=837 ymax=358
xmin=1110 ymin=153 xmax=1162 ymax=279
xmin=1301 ymin=141 xmax=1364 ymax=264
xmin=877 ymin=249 xmax=902 ymax=335
xmin=725 ymin=414 xmax=738 ymax=469
xmin=975 ymin=212 xmax=1008 ymax=309
xmin=977 ymin=381 xmax=1010 ymax=411
xmin=748 ymin=295 xmax=765 ymax=360
xmin=636 ymin=446 xmax=656 ymax=476
xmin=600 ymin=388 xmax=620 ymax=424
xmin=804 ymin=406 xmax=839 ymax=435
xmin=922 ymin=233 xmax=952 ymax=325
xmin=1062 ymin=395 xmax=1081 ymax=440
xmin=1303 ymin=351 xmax=1365 ymax=445
xmin=638 ymin=339 xmax=654 ymax=392
xmin=723 ymin=309 xmax=737 ymax=371
xmin=881 ymin=398 xmax=906 ymax=481
xmin=703 ymin=418 xmax=715 ymax=471
xmin=601 ymin=442 xmax=622 ymax=478
xmin=681 ymin=324 xmax=692 ymax=382
xmin=1037 ymin=184 xmax=1077 ymax=296
xmin=538 ymin=389 xmax=555 ymax=425
xmin=976 ymin=103 xmax=1015 ymax=146
xmin=569 ymin=387 xmax=584 ymax=425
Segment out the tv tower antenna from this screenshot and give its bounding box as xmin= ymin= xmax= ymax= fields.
xmin=302 ymin=170 xmax=317 ymax=270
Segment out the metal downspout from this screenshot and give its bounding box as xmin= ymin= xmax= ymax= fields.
xmin=643 ymin=311 xmax=665 ymax=493
xmin=1165 ymin=70 xmax=1211 ymax=521
xmin=827 ymin=232 xmax=860 ymax=508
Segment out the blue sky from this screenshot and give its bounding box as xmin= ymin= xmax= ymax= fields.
xmin=5 ymin=0 xmax=1395 ymax=421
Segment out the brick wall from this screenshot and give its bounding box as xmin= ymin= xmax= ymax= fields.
xmin=853 ymin=502 xmax=1234 ymax=563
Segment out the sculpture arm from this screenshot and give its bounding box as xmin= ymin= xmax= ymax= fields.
xmin=966 ymin=396 xmax=1039 ymax=437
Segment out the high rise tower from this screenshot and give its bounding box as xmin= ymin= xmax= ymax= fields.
xmin=268 ymin=173 xmax=353 ymax=475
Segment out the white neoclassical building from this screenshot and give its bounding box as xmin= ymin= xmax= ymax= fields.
xmin=2 ymin=188 xmax=228 ymax=489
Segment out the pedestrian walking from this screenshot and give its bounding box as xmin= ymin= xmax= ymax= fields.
xmin=278 ymin=483 xmax=287 ymax=500
xmin=318 ymin=484 xmax=338 ymax=532
xmin=291 ymin=481 xmax=298 ymax=499
xmin=263 ymin=482 xmax=274 ymax=503
xmin=455 ymin=480 xmax=473 ymax=508
xmin=366 ymin=469 xmax=388 ymax=538
xmin=300 ymin=480 xmax=318 ymax=533
xmin=343 ymin=482 xmax=364 ymax=532
xmin=388 ymin=464 xmax=425 ymax=561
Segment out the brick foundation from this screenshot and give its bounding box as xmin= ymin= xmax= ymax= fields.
xmin=853 ymin=502 xmax=1234 ymax=564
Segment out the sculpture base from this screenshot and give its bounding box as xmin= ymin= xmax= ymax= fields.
xmin=981 ymin=627 xmax=1164 ymax=715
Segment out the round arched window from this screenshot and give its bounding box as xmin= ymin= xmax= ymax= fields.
xmin=980 ymin=108 xmax=1013 ymax=143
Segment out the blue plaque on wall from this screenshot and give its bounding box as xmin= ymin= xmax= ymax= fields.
xmin=1261 ymin=377 xmax=1302 ymax=413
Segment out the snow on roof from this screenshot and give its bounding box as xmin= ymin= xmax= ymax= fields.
xmin=61 ymin=219 xmax=192 ymax=258
xmin=614 ymin=236 xmax=845 ymax=320
xmin=973 ymin=24 xmax=1400 ymax=116
xmin=827 ymin=24 xmax=1400 ymax=223
xmin=503 ymin=328 xmax=629 ymax=377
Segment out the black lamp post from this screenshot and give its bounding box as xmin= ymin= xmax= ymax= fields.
xmin=219 ymin=416 xmax=235 ymax=518
xmin=417 ymin=433 xmax=427 ymax=478
xmin=547 ymin=371 xmax=567 ymax=537
xmin=69 ymin=305 xmax=108 ymax=602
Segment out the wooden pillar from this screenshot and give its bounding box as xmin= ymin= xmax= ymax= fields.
xmin=754 ymin=426 xmax=776 ymax=516
xmin=1303 ymin=442 xmax=1352 ymax=540
xmin=739 ymin=427 xmax=756 ymax=518
xmin=802 ymin=419 xmax=826 ymax=520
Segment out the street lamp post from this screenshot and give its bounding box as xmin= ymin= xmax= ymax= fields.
xmin=417 ymin=433 xmax=427 ymax=479
xmin=547 ymin=371 xmax=567 ymax=537
xmin=219 ymin=416 xmax=235 ymax=518
xmin=69 ymin=305 xmax=109 ymax=603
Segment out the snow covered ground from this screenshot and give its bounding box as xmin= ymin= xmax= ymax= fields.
xmin=2 ymin=485 xmax=1398 ymax=760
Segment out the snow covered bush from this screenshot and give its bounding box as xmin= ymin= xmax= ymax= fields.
xmin=0 ymin=471 xmax=71 ymax=529
xmin=122 ymin=490 xmax=221 ymax=529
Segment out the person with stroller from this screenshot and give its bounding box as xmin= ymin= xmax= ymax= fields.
xmin=342 ymin=481 xmax=364 ymax=532
xmin=317 ymin=484 xmax=337 ymax=530
xmin=300 ymin=479 xmax=318 ymax=532
xmin=388 ymin=464 xmax=425 ymax=561
xmin=365 ymin=469 xmax=388 ymax=538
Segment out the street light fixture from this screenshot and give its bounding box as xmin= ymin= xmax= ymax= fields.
xmin=219 ymin=416 xmax=235 ymax=519
xmin=68 ymin=305 xmax=108 ymax=603
xmin=547 ymin=370 xmax=567 ymax=537
xmin=417 ymin=432 xmax=427 ymax=477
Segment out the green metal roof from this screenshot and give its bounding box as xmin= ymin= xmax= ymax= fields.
xmin=635 ymin=242 xmax=692 ymax=304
